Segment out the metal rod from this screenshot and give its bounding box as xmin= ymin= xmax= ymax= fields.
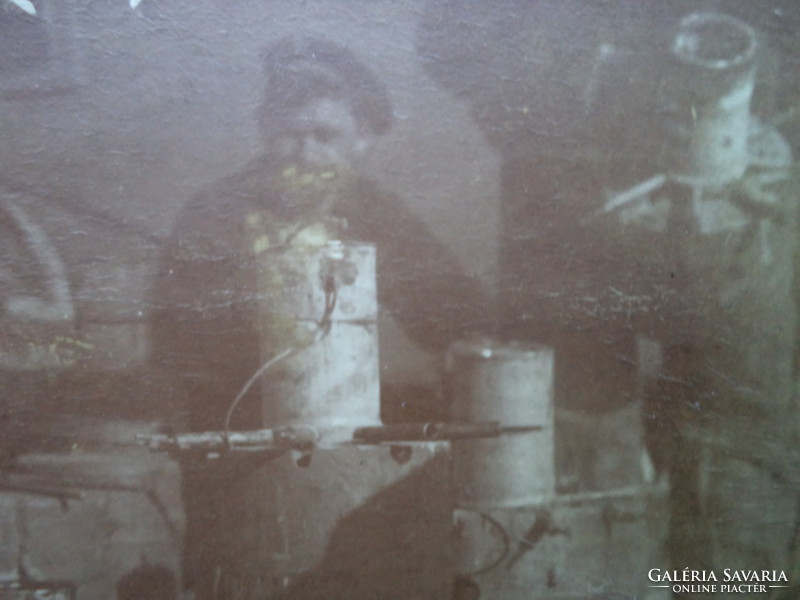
xmin=138 ymin=420 xmax=533 ymax=454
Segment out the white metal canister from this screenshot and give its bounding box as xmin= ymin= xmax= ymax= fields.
xmin=670 ymin=12 xmax=758 ymax=186
xmin=446 ymin=338 xmax=555 ymax=508
xmin=256 ymin=240 xmax=381 ymax=429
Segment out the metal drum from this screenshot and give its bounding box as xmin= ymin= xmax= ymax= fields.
xmin=2 ymin=417 xmax=184 ymax=600
xmin=256 ymin=240 xmax=381 ymax=429
xmin=668 ymin=12 xmax=758 ymax=186
xmin=446 ymin=338 xmax=555 ymax=508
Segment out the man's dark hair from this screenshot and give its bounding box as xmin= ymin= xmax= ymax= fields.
xmin=258 ymin=35 xmax=393 ymax=139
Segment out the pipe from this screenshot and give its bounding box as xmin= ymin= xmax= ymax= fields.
xmin=669 ymin=12 xmax=758 ymax=186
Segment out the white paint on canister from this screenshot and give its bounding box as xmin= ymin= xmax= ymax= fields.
xmin=688 ymin=73 xmax=754 ymax=185
xmin=671 ymin=12 xmax=758 ymax=187
xmin=257 ymin=241 xmax=381 ymax=428
xmin=447 ymin=338 xmax=555 ymax=508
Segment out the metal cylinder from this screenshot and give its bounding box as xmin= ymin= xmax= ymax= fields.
xmin=446 ymin=338 xmax=555 ymax=508
xmin=257 ymin=240 xmax=381 ymax=428
xmin=668 ymin=12 xmax=758 ymax=186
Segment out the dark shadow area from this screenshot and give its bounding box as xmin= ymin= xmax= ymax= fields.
xmin=183 ymin=446 xmax=454 ymax=600
xmin=116 ymin=564 xmax=177 ymax=600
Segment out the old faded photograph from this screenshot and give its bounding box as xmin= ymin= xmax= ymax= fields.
xmin=1 ymin=1 xmax=799 ymax=599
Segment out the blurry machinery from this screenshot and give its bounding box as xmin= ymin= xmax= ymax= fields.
xmin=143 ymin=241 xmax=533 ymax=599
xmin=0 ymin=195 xmax=182 ymax=600
xmin=2 ymin=7 xmax=795 ymax=600
xmin=447 ymin=340 xmax=668 ymax=600
xmin=600 ymin=10 xmax=799 ymax=587
xmin=12 ymin=10 xmax=781 ymax=599
xmin=143 ymin=238 xmax=669 ymax=599
xmin=669 ymin=12 xmax=758 ymax=187
xmin=0 ymin=418 xmax=184 ymax=600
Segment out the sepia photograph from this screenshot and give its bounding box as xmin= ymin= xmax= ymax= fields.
xmin=1 ymin=1 xmax=799 ymax=598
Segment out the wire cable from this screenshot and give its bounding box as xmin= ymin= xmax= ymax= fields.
xmin=223 ymin=346 xmax=296 ymax=450
xmin=222 ymin=270 xmax=339 ymax=450
xmin=463 ymin=512 xmax=511 ymax=577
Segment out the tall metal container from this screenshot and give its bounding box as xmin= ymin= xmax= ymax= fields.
xmin=215 ymin=239 xmax=454 ymax=599
xmin=667 ymin=12 xmax=758 ymax=187
xmin=446 ymin=338 xmax=555 ymax=508
xmin=256 ymin=240 xmax=381 ymax=429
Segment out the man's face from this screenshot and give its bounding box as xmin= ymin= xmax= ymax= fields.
xmin=274 ymin=97 xmax=371 ymax=173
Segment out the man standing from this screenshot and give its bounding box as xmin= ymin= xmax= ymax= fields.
xmin=150 ymin=35 xmax=490 ymax=597
xmin=152 ymin=35 xmax=490 ymax=432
